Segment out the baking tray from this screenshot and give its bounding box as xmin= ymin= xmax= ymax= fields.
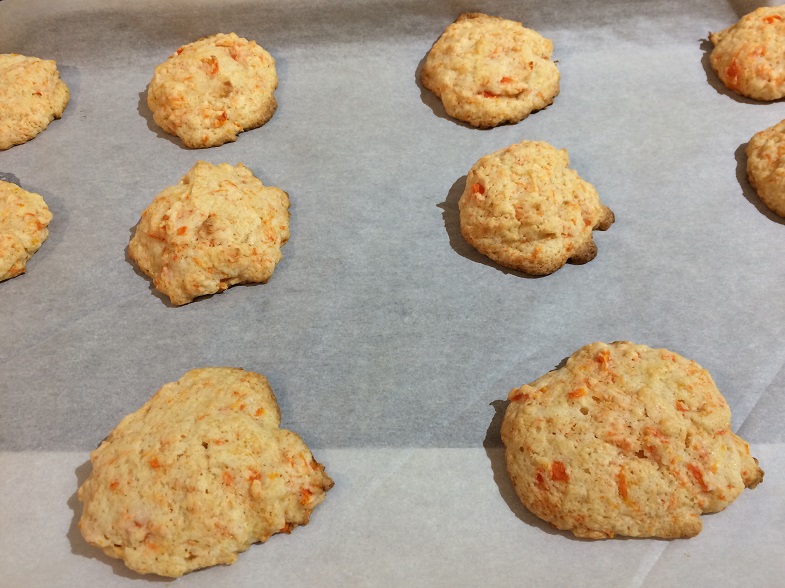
xmin=2 ymin=0 xmax=783 ymax=585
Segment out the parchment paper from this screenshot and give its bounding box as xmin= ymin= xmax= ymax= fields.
xmin=1 ymin=0 xmax=783 ymax=585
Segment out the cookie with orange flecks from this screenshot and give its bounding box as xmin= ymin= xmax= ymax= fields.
xmin=746 ymin=118 xmax=785 ymax=217
xmin=421 ymin=13 xmax=560 ymax=128
xmin=128 ymin=161 xmax=289 ymax=305
xmin=458 ymin=140 xmax=614 ymax=275
xmin=709 ymin=6 xmax=785 ymax=100
xmin=78 ymin=367 xmax=333 ymax=578
xmin=501 ymin=341 xmax=763 ymax=539
xmin=147 ymin=33 xmax=277 ymax=148
xmin=0 ymin=179 xmax=52 ymax=281
xmin=0 ymin=53 xmax=69 ymax=150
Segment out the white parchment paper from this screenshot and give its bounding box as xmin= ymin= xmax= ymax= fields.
xmin=1 ymin=0 xmax=783 ymax=585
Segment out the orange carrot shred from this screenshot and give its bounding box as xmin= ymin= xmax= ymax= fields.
xmin=551 ymin=461 xmax=569 ymax=482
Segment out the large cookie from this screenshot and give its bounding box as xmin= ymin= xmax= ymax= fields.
xmin=421 ymin=13 xmax=559 ymax=128
xmin=128 ymin=161 xmax=289 ymax=305
xmin=458 ymin=141 xmax=614 ymax=275
xmin=746 ymin=118 xmax=785 ymax=217
xmin=147 ymin=33 xmax=278 ymax=148
xmin=709 ymin=6 xmax=785 ymax=100
xmin=0 ymin=179 xmax=52 ymax=281
xmin=0 ymin=54 xmax=69 ymax=150
xmin=78 ymin=367 xmax=333 ymax=577
xmin=501 ymin=342 xmax=764 ymax=539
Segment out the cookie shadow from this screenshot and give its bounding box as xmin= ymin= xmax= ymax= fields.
xmin=137 ymin=87 xmax=185 ymax=148
xmin=735 ymin=142 xmax=785 ymax=224
xmin=483 ymin=400 xmax=566 ymax=537
xmin=699 ymin=39 xmax=785 ymax=104
xmin=437 ymin=176 xmax=542 ymax=278
xmin=67 ymin=460 xmax=169 ymax=582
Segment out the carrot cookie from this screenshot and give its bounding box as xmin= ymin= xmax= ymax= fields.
xmin=147 ymin=33 xmax=278 ymax=148
xmin=458 ymin=141 xmax=614 ymax=275
xmin=746 ymin=118 xmax=785 ymax=217
xmin=709 ymin=6 xmax=785 ymax=100
xmin=0 ymin=180 xmax=52 ymax=281
xmin=0 ymin=54 xmax=69 ymax=150
xmin=421 ymin=13 xmax=559 ymax=128
xmin=78 ymin=367 xmax=333 ymax=578
xmin=501 ymin=342 xmax=764 ymax=539
xmin=129 ymin=161 xmax=289 ymax=305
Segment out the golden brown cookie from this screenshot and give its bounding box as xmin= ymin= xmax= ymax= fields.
xmin=746 ymin=118 xmax=785 ymax=217
xmin=458 ymin=141 xmax=614 ymax=275
xmin=501 ymin=342 xmax=764 ymax=539
xmin=147 ymin=33 xmax=278 ymax=148
xmin=421 ymin=13 xmax=560 ymax=128
xmin=0 ymin=54 xmax=69 ymax=150
xmin=78 ymin=367 xmax=333 ymax=578
xmin=0 ymin=180 xmax=52 ymax=281
xmin=709 ymin=6 xmax=785 ymax=100
xmin=128 ymin=161 xmax=289 ymax=305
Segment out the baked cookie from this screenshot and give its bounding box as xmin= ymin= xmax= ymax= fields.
xmin=458 ymin=141 xmax=614 ymax=275
xmin=501 ymin=342 xmax=764 ymax=539
xmin=129 ymin=161 xmax=289 ymax=305
xmin=421 ymin=13 xmax=560 ymax=128
xmin=147 ymin=33 xmax=278 ymax=148
xmin=0 ymin=180 xmax=52 ymax=281
xmin=746 ymin=118 xmax=785 ymax=217
xmin=78 ymin=367 xmax=333 ymax=578
xmin=0 ymin=54 xmax=69 ymax=150
xmin=709 ymin=6 xmax=785 ymax=100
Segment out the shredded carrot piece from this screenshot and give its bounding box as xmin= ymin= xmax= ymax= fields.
xmin=255 ymin=408 xmax=265 ymax=417
xmin=177 ymin=226 xmax=187 ymax=235
xmin=617 ymin=470 xmax=628 ymax=500
xmin=535 ymin=470 xmax=547 ymax=490
xmin=149 ymin=457 xmax=161 ymax=469
xmin=471 ymin=183 xmax=485 ymax=195
xmin=551 ymin=461 xmax=569 ymax=482
xmin=109 ymin=480 xmax=119 ymax=491
xmin=500 ymin=76 xmax=513 ymax=84
xmin=568 ymin=387 xmax=586 ymax=399
xmin=482 ymin=90 xmax=498 ymax=98
xmin=764 ymin=14 xmax=782 ymax=23
xmin=687 ymin=463 xmax=709 ymax=492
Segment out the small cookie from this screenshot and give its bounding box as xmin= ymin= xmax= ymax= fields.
xmin=0 ymin=54 xmax=69 ymax=150
xmin=501 ymin=342 xmax=764 ymax=539
xmin=78 ymin=367 xmax=333 ymax=578
xmin=129 ymin=161 xmax=289 ymax=305
xmin=458 ymin=141 xmax=614 ymax=275
xmin=421 ymin=13 xmax=560 ymax=128
xmin=709 ymin=6 xmax=785 ymax=100
xmin=746 ymin=118 xmax=785 ymax=217
xmin=147 ymin=33 xmax=278 ymax=148
xmin=0 ymin=180 xmax=52 ymax=281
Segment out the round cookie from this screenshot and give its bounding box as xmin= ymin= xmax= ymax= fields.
xmin=421 ymin=13 xmax=560 ymax=128
xmin=709 ymin=6 xmax=785 ymax=101
xmin=147 ymin=33 xmax=278 ymax=148
xmin=501 ymin=342 xmax=764 ymax=539
xmin=0 ymin=180 xmax=52 ymax=281
xmin=458 ymin=141 xmax=614 ymax=275
xmin=128 ymin=161 xmax=289 ymax=305
xmin=78 ymin=367 xmax=333 ymax=578
xmin=0 ymin=54 xmax=69 ymax=150
xmin=746 ymin=118 xmax=785 ymax=217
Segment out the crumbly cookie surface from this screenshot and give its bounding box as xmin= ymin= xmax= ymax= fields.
xmin=128 ymin=161 xmax=289 ymax=305
xmin=78 ymin=367 xmax=333 ymax=578
xmin=709 ymin=6 xmax=785 ymax=100
xmin=147 ymin=33 xmax=278 ymax=148
xmin=501 ymin=342 xmax=764 ymax=539
xmin=746 ymin=118 xmax=785 ymax=217
xmin=421 ymin=13 xmax=560 ymax=128
xmin=0 ymin=180 xmax=52 ymax=281
xmin=458 ymin=141 xmax=614 ymax=275
xmin=0 ymin=54 xmax=69 ymax=150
